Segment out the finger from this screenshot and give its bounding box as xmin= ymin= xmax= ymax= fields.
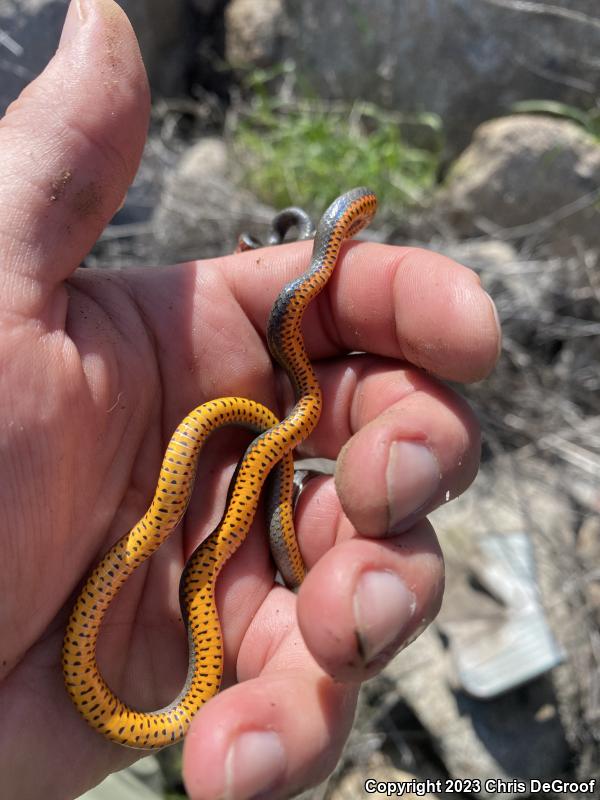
xmin=183 ymin=587 xmax=358 ymax=800
xmin=221 ymin=241 xmax=501 ymax=382
xmin=297 ymin=522 xmax=444 ymax=682
xmin=182 ymin=351 xmax=470 ymax=670
xmin=285 ymin=354 xmax=479 ymax=536
xmin=123 ymin=250 xmax=489 ymax=466
xmin=0 ymin=0 xmax=149 ymax=317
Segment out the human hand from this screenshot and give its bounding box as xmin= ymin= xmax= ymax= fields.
xmin=0 ymin=1 xmax=500 ymax=798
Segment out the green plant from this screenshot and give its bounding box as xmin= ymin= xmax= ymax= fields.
xmin=232 ymin=68 xmax=443 ymax=218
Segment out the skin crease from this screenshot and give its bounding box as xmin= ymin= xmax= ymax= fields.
xmin=0 ymin=1 xmax=500 ymax=799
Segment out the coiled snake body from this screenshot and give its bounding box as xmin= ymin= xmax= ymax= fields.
xmin=62 ymin=187 xmax=377 ymax=749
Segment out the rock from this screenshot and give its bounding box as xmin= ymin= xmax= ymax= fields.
xmin=0 ymin=0 xmax=186 ymax=115
xmin=225 ymin=0 xmax=284 ymax=67
xmin=224 ymin=0 xmax=600 ymax=153
xmin=435 ymin=115 xmax=600 ymax=253
xmin=152 ymin=136 xmax=273 ymax=262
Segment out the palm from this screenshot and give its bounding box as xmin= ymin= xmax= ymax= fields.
xmin=0 ymin=259 xmax=292 ymax=783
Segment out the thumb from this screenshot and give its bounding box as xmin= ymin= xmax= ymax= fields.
xmin=0 ymin=0 xmax=150 ymax=318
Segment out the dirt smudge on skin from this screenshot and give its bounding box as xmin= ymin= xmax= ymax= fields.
xmin=104 ymin=31 xmax=122 ymax=72
xmin=100 ymin=1 xmax=123 ymax=73
xmin=72 ymin=182 xmax=103 ymax=218
xmin=49 ymin=170 xmax=73 ymax=202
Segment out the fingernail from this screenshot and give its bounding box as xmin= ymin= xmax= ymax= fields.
xmin=386 ymin=441 xmax=441 ymax=532
xmin=225 ymin=731 xmax=286 ymax=800
xmin=354 ymin=571 xmax=416 ymax=664
xmin=485 ymin=291 xmax=503 ymax=359
xmin=59 ymin=0 xmax=87 ymax=50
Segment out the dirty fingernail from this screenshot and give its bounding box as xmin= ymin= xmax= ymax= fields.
xmin=354 ymin=570 xmax=416 ymax=664
xmin=225 ymin=731 xmax=286 ymax=800
xmin=386 ymin=441 xmax=440 ymax=532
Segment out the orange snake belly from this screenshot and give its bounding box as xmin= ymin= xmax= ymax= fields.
xmin=62 ymin=187 xmax=378 ymax=748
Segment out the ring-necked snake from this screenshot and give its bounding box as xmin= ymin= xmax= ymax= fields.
xmin=62 ymin=187 xmax=378 ymax=749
